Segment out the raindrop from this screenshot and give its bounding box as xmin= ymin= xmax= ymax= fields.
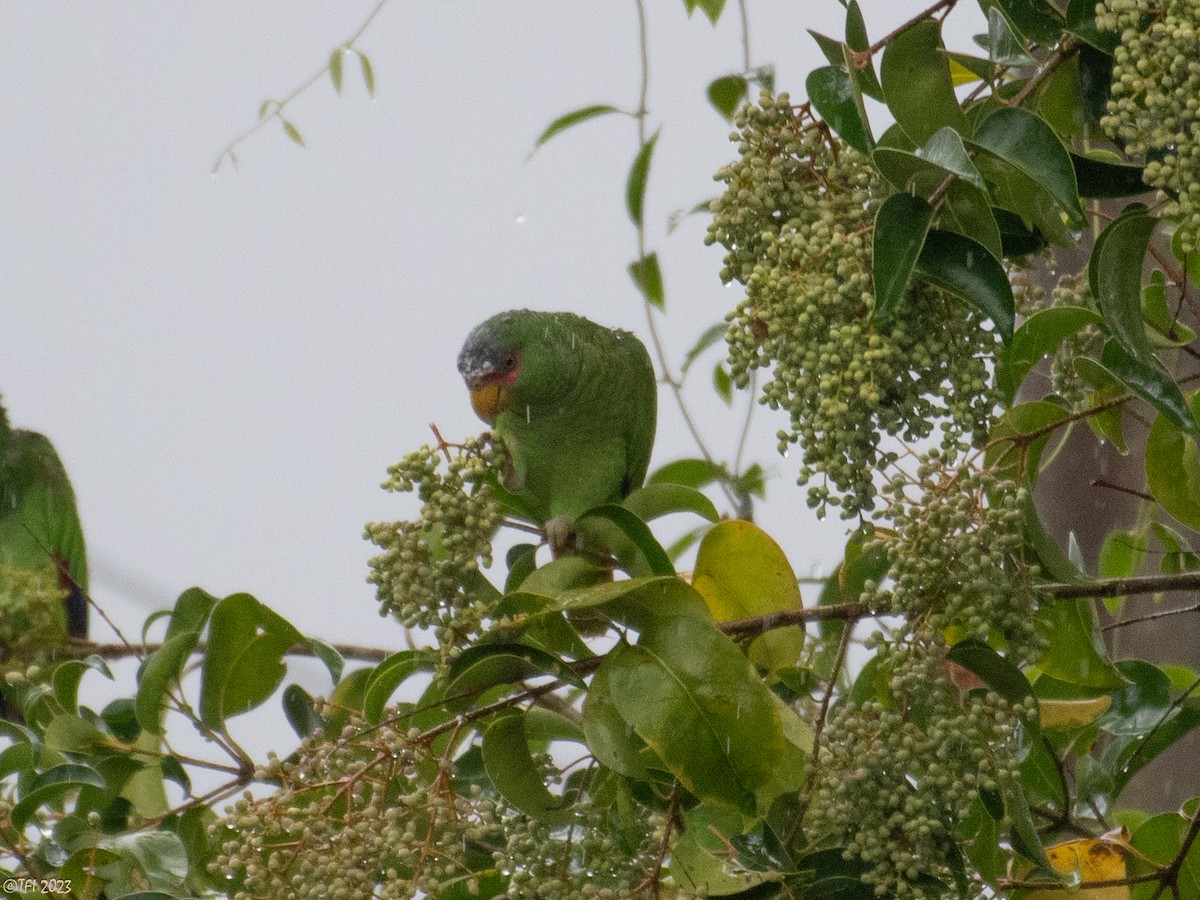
xmin=726 ymin=737 xmax=731 ymax=754
xmin=965 ymin=250 xmax=975 ymax=268
xmin=514 ymin=214 xmax=527 ymax=225
xmin=526 ymin=405 xmax=532 ymax=424
xmin=571 ymin=331 xmax=576 ymax=349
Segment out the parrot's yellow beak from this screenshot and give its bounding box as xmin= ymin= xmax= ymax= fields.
xmin=469 ymin=382 xmax=509 ymax=424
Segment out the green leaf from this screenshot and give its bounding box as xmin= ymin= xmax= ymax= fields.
xmin=1142 ymin=271 xmax=1195 ymax=347
xmin=556 ymin=576 xmax=711 ymax=634
xmin=707 ymin=74 xmax=748 ymax=121
xmin=874 ymin=129 xmax=985 ymax=196
xmin=913 ymin=229 xmax=1014 ymax=342
xmin=305 ymin=637 xmax=344 ymax=685
xmin=44 ymin=713 xmax=107 ymax=753
xmin=1101 ymin=339 xmax=1197 ymax=434
xmin=1036 ymin=598 xmax=1126 ymax=689
xmin=872 ymin=193 xmax=934 ymax=320
xmin=136 ymin=631 xmax=202 ymax=735
xmin=482 ymin=710 xmax=575 ymax=826
xmin=1129 ymin=810 xmax=1200 ymax=897
xmin=164 ymin=586 xmax=218 ymax=640
xmin=1065 ymin=0 xmax=1119 ymax=53
xmin=581 ymin=652 xmax=651 ymax=779
xmin=985 ymin=401 xmax=1070 ymax=486
xmin=282 ymin=684 xmax=322 ymax=738
xmin=1098 ymin=660 xmax=1171 ymax=736
xmin=328 ymin=48 xmax=344 ymax=94
xmin=445 ymin=644 xmax=583 ymax=712
xmin=518 ymin=556 xmax=610 ymax=598
xmin=807 ymin=65 xmax=873 ymax=154
xmin=1109 ymin=697 xmax=1200 ymax=796
xmin=939 ymin=180 xmax=1004 ymax=261
xmin=533 ymin=104 xmax=621 ymax=152
xmin=680 ymin=323 xmax=727 ymax=375
xmin=672 ymin=804 xmax=776 ymax=894
xmin=1146 ymin=403 xmax=1200 ymax=530
xmin=602 ymin=615 xmax=786 ymax=811
xmin=628 ymin=252 xmax=665 ymax=309
xmin=945 ymin=639 xmax=1036 ymax=709
xmin=970 ymin=106 xmax=1084 ymax=229
xmin=1092 ymin=207 xmax=1159 ymax=362
xmin=996 ymin=306 xmax=1102 ymax=401
xmin=985 ymin=6 xmax=1035 ymax=65
xmin=649 ymin=458 xmax=726 ymax=489
xmin=844 ymin=0 xmax=884 ymax=101
xmin=979 ymin=0 xmax=1064 ymax=44
xmin=683 ymin=0 xmax=727 ymax=25
xmin=577 ymin=503 xmax=675 ymax=577
xmin=356 ymin=49 xmax=375 ymax=96
xmin=13 ymin=764 xmax=107 ymax=831
xmin=712 ymin=362 xmax=733 ymax=405
xmin=626 ymin=131 xmax=660 ymax=229
xmin=53 ymin=655 xmax=111 ymax=715
xmin=880 ymin=19 xmax=969 ymax=145
xmin=1073 ymin=153 xmax=1147 ymax=198
xmin=281 ymin=119 xmax=305 ymax=148
xmin=362 ymin=650 xmax=436 ymax=725
xmin=199 ymin=593 xmax=304 ymax=728
xmin=622 ymin=483 xmax=719 ymax=524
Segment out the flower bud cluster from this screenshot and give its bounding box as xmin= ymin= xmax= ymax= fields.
xmin=707 ymin=92 xmax=997 ymax=516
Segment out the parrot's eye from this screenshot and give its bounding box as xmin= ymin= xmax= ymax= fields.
xmin=502 ymin=353 xmax=518 ymax=372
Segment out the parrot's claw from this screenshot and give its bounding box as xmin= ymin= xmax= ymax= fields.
xmin=544 ymin=516 xmax=579 ymax=558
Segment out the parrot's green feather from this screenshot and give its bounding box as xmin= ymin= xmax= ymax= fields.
xmin=459 ymin=310 xmax=657 ymax=525
xmin=0 ymin=398 xmax=89 ymax=640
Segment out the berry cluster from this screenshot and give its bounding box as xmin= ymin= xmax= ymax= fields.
xmin=365 ymin=436 xmax=503 ymax=653
xmin=871 ymin=454 xmax=1044 ymax=661
xmin=1099 ymin=0 xmax=1200 ymax=252
xmin=810 ymin=636 xmax=1034 ymax=898
xmin=0 ymin=565 xmax=70 ymax=673
xmin=707 ymin=92 xmax=997 ymax=516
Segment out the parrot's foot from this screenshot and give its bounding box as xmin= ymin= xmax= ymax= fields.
xmin=544 ymin=516 xmax=580 ymax=558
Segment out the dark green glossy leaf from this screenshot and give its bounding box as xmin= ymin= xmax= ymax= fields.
xmin=1098 ymin=660 xmax=1171 ymax=736
xmin=504 ymin=543 xmax=538 ymax=594
xmin=979 ymin=0 xmax=1064 ymax=43
xmin=199 ymin=593 xmax=304 ymax=728
xmin=1073 ymin=152 xmax=1147 ymax=198
xmin=994 ymin=206 xmax=1048 ymax=256
xmin=1092 ymin=208 xmax=1159 ymax=362
xmin=946 ymin=639 xmax=1035 ymax=709
xmin=555 ymin=576 xmax=710 ymax=634
xmin=482 ymin=710 xmax=576 ymax=826
xmin=880 ymin=19 xmax=969 ymax=145
xmin=1065 ymin=0 xmax=1119 ymax=53
xmin=807 ymin=65 xmax=873 ymax=154
xmin=845 ymin=0 xmax=884 ymax=100
xmin=872 ymin=193 xmax=934 ymax=320
xmin=282 ymin=684 xmax=322 ymax=738
xmin=939 ymin=180 xmax=1004 ymax=261
xmin=626 ymin=131 xmax=660 ymax=229
xmin=985 ymin=401 xmax=1071 ymax=486
xmin=707 ymin=74 xmax=748 ymax=120
xmin=306 ymin=638 xmax=344 ymax=685
xmin=913 ymin=229 xmax=1014 ymax=342
xmin=445 ymin=644 xmax=583 ymax=712
xmin=985 ymin=6 xmax=1035 ymax=65
xmin=137 ymin=631 xmax=202 ymax=735
xmin=1110 ymin=696 xmax=1200 ymax=796
xmin=1143 ymin=271 xmax=1195 ymax=347
xmin=971 ymin=106 xmax=1084 ymax=228
xmin=53 ymin=655 xmax=111 ymax=715
xmin=532 ymin=104 xmax=621 ymax=152
xmin=628 ymin=252 xmax=665 ymax=309
xmin=1101 ymin=340 xmax=1197 ymax=434
xmin=996 ymin=306 xmax=1102 ymax=401
xmin=13 ymin=764 xmax=107 ymax=830
xmin=581 ymin=649 xmax=652 ymax=779
xmin=1128 ymin=810 xmax=1200 ymax=898
xmin=672 ymin=804 xmax=776 ymax=894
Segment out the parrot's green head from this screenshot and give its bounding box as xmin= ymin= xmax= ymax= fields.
xmin=457 ymin=310 xmax=570 ymax=424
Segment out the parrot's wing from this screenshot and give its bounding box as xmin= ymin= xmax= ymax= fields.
xmin=0 ymin=430 xmax=89 ymax=637
xmin=619 ymin=338 xmax=657 ymax=497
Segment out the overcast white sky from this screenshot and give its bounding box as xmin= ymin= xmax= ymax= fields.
xmin=1 ymin=2 xmax=987 ymax=715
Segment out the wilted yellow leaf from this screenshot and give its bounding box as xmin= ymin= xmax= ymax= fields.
xmin=1040 ymin=695 xmax=1113 ymax=729
xmin=1025 ymin=831 xmax=1129 ymax=900
xmin=949 ymin=58 xmax=982 ymax=86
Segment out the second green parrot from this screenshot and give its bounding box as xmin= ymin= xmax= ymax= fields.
xmin=0 ymin=397 xmax=89 ymax=642
xmin=457 ymin=309 xmax=657 ymax=549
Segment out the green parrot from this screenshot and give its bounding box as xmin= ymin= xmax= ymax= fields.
xmin=457 ymin=309 xmax=657 ymax=550
xmin=0 ymin=397 xmax=89 ymax=642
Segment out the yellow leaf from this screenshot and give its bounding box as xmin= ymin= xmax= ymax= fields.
xmin=949 ymin=58 xmax=981 ymax=86
xmin=1039 ymin=695 xmax=1113 ymax=729
xmin=1026 ymin=832 xmax=1129 ymax=900
xmin=692 ymin=520 xmax=803 ymax=671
